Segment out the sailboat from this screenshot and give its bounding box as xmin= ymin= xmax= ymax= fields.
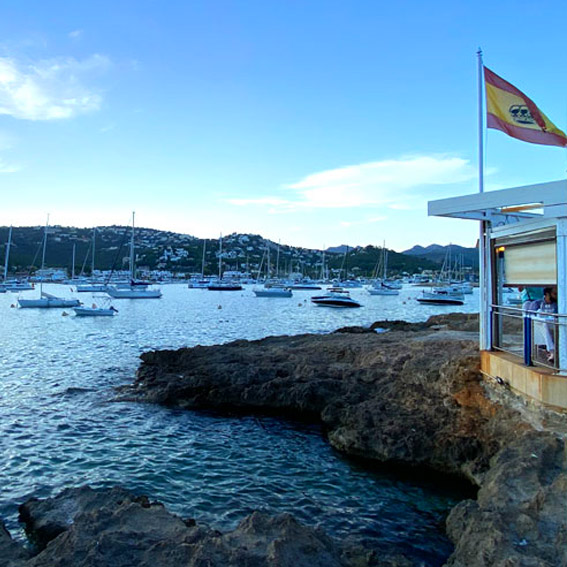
xmin=367 ymin=244 xmax=399 ymax=296
xmin=18 ymin=219 xmax=81 ymax=308
xmin=1 ymin=227 xmax=33 ymax=292
xmin=106 ymin=213 xmax=162 ymax=299
xmin=253 ymin=244 xmax=292 ymax=298
xmin=76 ymin=228 xmax=107 ymax=292
xmin=207 ymin=234 xmax=242 ymax=291
xmin=188 ymin=239 xmax=210 ymax=288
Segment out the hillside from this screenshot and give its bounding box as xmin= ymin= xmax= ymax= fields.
xmin=403 ymin=243 xmax=479 ymax=269
xmin=0 ymin=225 xmax=442 ymax=279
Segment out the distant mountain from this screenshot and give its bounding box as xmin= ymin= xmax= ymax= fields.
xmin=402 ymin=244 xmax=479 ymax=269
xmin=0 ymin=226 xmax=446 ymax=279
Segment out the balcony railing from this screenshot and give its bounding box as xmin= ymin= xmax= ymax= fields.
xmin=491 ymin=304 xmax=564 ymax=372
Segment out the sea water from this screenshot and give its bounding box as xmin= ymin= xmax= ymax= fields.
xmin=0 ymin=284 xmax=479 ymax=565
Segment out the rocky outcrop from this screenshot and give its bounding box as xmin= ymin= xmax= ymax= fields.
xmin=124 ymin=319 xmax=508 ymax=484
xmin=6 ymin=486 xmax=395 ymax=567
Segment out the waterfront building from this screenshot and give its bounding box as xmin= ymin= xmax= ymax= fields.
xmin=429 ymin=180 xmax=567 ymax=410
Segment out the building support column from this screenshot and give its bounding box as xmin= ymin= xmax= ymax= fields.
xmin=479 ymin=218 xmax=492 ymax=351
xmin=556 ymin=220 xmax=567 ymax=374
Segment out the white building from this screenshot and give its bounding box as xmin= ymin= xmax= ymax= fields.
xmin=429 ymin=179 xmax=567 ymax=410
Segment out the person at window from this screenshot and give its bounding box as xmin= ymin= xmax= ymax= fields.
xmin=539 ymin=287 xmax=558 ymax=364
xmin=519 ymin=286 xmax=543 ymax=311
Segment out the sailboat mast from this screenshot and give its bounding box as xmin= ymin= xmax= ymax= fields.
xmin=72 ymin=243 xmax=76 ymax=280
xmin=276 ymin=240 xmax=280 ymax=279
xmin=4 ymin=226 xmax=12 ymax=281
xmin=92 ymin=228 xmax=96 ymax=276
xmin=130 ymin=212 xmax=135 ymax=280
xmin=40 ymin=216 xmax=49 ymax=294
xmin=201 ymin=239 xmax=207 ymax=278
xmin=218 ymin=234 xmax=222 ymax=280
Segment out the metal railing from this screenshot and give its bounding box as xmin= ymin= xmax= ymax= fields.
xmin=491 ymin=304 xmax=565 ymax=372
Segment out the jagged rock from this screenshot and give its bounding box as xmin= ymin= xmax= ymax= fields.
xmin=15 ymin=486 xmax=382 ymax=567
xmin=446 ymin=431 xmax=567 ymax=567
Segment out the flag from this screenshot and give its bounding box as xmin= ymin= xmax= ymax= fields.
xmin=484 ymin=66 xmax=567 ymax=147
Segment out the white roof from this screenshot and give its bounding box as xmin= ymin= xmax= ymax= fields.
xmin=428 ymin=179 xmax=567 ymax=222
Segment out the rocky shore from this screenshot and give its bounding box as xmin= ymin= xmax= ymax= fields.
xmin=2 ymin=313 xmax=566 ymax=566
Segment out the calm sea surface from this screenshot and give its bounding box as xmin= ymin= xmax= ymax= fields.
xmin=0 ymin=283 xmax=479 ymax=565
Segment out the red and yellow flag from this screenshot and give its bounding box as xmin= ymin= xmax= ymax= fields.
xmin=484 ymin=66 xmax=567 ymax=147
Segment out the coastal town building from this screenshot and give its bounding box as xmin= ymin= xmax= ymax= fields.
xmin=429 ymin=179 xmax=567 ymax=411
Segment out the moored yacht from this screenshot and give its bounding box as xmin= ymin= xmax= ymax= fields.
xmin=311 ymin=287 xmax=362 ymax=308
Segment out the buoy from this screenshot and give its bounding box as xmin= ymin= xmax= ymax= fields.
xmin=217 ymin=305 xmax=222 ymax=309
xmin=10 ymin=304 xmax=15 ymax=308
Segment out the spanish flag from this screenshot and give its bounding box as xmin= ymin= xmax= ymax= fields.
xmin=485 ymin=66 xmax=567 ymax=147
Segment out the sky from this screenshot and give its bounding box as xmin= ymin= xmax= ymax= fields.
xmin=1 ymin=1 xmax=567 ymax=252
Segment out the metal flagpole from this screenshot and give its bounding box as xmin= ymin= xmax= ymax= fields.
xmin=477 ymin=48 xmax=491 ymax=350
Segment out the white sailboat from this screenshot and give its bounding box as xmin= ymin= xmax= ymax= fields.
xmin=207 ymin=234 xmax=242 ymax=290
xmin=367 ymin=244 xmax=399 ymax=296
xmin=253 ymin=244 xmax=292 ymax=298
xmin=18 ymin=219 xmax=81 ymax=308
xmin=76 ymin=228 xmax=107 ymax=292
xmin=106 ymin=213 xmax=162 ymax=299
xmin=188 ymin=239 xmax=210 ymax=288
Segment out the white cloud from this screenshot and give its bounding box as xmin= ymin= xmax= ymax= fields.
xmin=68 ymin=30 xmax=83 ymax=40
xmin=0 ymin=54 xmax=110 ymax=120
xmin=228 ymin=155 xmax=477 ymax=212
xmin=287 ymin=156 xmax=476 ymax=208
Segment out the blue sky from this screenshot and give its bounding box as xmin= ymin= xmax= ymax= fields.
xmin=1 ymin=1 xmax=566 ymax=251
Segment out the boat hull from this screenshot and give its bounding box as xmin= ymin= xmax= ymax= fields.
xmin=18 ymin=298 xmax=81 ymax=308
xmin=416 ymin=297 xmax=464 ymax=306
xmin=253 ymin=289 xmax=292 ymax=298
xmin=73 ymin=307 xmax=116 ymax=316
xmin=106 ymin=287 xmax=162 ymax=299
xmin=311 ymin=297 xmax=361 ymax=308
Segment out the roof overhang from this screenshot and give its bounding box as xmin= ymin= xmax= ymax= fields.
xmin=428 ymin=179 xmax=567 ymax=223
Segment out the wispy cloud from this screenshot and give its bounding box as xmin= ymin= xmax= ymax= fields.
xmin=68 ymin=30 xmax=83 ymax=40
xmin=228 ymin=155 xmax=477 ymax=212
xmin=0 ymin=54 xmax=111 ymax=120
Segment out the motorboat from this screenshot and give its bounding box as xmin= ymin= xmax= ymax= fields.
xmin=73 ymin=304 xmax=118 ymax=317
xmin=207 ymin=280 xmax=243 ymax=291
xmin=188 ymin=278 xmax=210 ymax=289
xmin=416 ymin=288 xmax=465 ymax=306
xmin=253 ymin=285 xmax=292 ymax=298
xmin=311 ymin=287 xmax=362 ymax=308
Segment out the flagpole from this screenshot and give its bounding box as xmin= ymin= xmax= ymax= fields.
xmin=477 ymin=48 xmax=490 ymax=350
xmin=477 ymin=48 xmax=484 ymax=193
